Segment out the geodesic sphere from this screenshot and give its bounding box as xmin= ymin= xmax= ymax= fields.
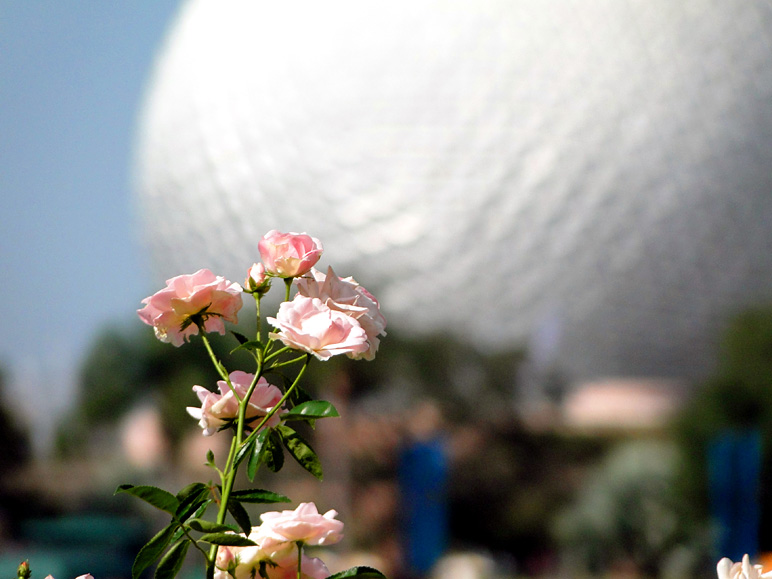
xmin=136 ymin=0 xmax=772 ymax=379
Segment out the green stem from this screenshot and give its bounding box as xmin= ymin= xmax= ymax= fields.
xmin=207 ymin=434 xmax=239 ymax=570
xmin=284 ymin=277 xmax=293 ymax=302
xmin=253 ymin=292 xmax=262 ymax=342
xmin=179 ymin=521 xmax=211 ymax=561
xmin=264 ymin=345 xmax=292 ymax=363
xmin=238 ymin=354 xmax=311 ymax=454
xmin=199 ymin=332 xmax=240 ymax=401
xmin=267 ymin=355 xmax=308 ymax=370
xmin=235 ymin=364 xmax=265 ymax=444
xmin=296 ymin=541 xmax=303 ymax=579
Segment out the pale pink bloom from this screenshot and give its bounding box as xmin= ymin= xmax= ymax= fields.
xmin=718 ymin=555 xmax=772 ymax=579
xmin=215 ymin=540 xmax=270 ymax=579
xmin=216 ymin=543 xmax=328 ymax=579
xmin=267 ymin=296 xmax=368 ymax=360
xmin=187 ymin=371 xmax=285 ymax=436
xmin=137 ymin=269 xmax=243 ymax=347
xmin=245 ymin=263 xmax=269 ymax=293
xmin=252 ymin=502 xmax=344 ymax=557
xmin=258 ymin=230 xmax=323 ymax=278
xmin=296 ymin=266 xmax=386 ymax=360
xmin=264 ymin=555 xmax=330 ymax=579
xmin=45 ymin=576 xmax=93 ymax=579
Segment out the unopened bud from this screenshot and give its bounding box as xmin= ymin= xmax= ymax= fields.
xmin=17 ymin=561 xmax=31 ymax=579
xmin=245 ymin=263 xmax=271 ymax=295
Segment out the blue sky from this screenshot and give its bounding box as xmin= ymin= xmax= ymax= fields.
xmin=0 ymin=1 xmax=182 ymax=448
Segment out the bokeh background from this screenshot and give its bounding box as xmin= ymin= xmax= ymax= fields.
xmin=3 ymin=1 xmax=772 ymax=578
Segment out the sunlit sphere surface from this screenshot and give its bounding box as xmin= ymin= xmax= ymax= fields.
xmin=136 ymin=0 xmax=772 ymax=379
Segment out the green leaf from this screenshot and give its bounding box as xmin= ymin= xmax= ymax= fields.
xmin=285 ymin=400 xmax=339 ymax=420
xmin=326 ymin=567 xmax=388 ymax=579
xmin=198 ymin=533 xmax=257 ymax=546
xmin=249 ymin=429 xmax=284 ymax=478
xmin=186 ymin=519 xmax=238 ymax=533
xmin=247 ymin=429 xmax=273 ymax=481
xmin=276 ymin=425 xmax=323 ymax=480
xmin=247 ymin=436 xmax=261 ymax=482
xmin=231 ymin=340 xmax=263 ymax=354
xmin=116 ymin=484 xmax=179 ymax=514
xmin=226 ymin=499 xmax=252 ymax=535
xmin=176 ymin=482 xmax=207 ymax=503
xmin=265 ymin=430 xmax=285 ymax=473
xmin=232 ymin=331 xmax=249 ymax=345
xmin=205 ymin=449 xmax=215 ymax=467
xmin=176 ymin=483 xmax=211 ymax=521
xmin=131 ymin=523 xmax=177 ymax=579
xmin=235 ymin=437 xmax=256 ymax=471
xmin=229 ymin=489 xmax=291 ymax=504
xmin=154 ymin=539 xmax=190 ymax=579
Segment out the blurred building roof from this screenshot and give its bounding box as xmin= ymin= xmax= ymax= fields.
xmin=561 ymin=378 xmax=687 ymax=432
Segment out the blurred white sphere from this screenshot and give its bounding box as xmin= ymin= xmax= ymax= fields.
xmin=136 ymin=0 xmax=772 ymax=379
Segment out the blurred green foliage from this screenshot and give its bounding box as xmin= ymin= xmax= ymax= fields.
xmin=674 ymin=305 xmax=772 ymax=552
xmin=553 ymin=440 xmax=711 ymax=576
xmin=54 ymin=323 xmax=254 ymax=456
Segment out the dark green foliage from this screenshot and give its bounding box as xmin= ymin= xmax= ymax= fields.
xmin=0 ymin=365 xmax=31 ymax=470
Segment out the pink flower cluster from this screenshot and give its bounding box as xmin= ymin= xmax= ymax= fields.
xmin=187 ymin=371 xmax=285 ymax=436
xmin=268 ymin=266 xmax=386 ymax=361
xmin=214 ymin=503 xmax=343 ymax=579
xmin=137 ymin=269 xmax=243 ymax=347
xmin=137 ymin=231 xmax=385 ymax=362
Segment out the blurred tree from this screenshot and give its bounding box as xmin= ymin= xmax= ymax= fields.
xmin=674 ymin=305 xmax=772 ymax=555
xmin=0 ymin=363 xmax=46 ymax=539
xmin=55 ymin=322 xmax=254 ymax=456
xmin=0 ymin=365 xmax=31 ymax=471
xmin=553 ymin=440 xmax=710 ymax=577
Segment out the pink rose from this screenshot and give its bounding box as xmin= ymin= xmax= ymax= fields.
xmin=137 ymin=269 xmax=243 ymax=346
xmin=187 ymin=370 xmax=285 ymax=436
xmin=252 ymin=503 xmax=343 ymax=557
xmin=216 ymin=543 xmax=328 ymax=579
xmin=296 ymin=266 xmax=386 ymax=360
xmin=258 ymin=230 xmax=323 ymax=278
xmin=267 ymin=296 xmax=368 ymax=360
xmin=263 ymin=555 xmax=330 ymax=579
xmin=215 ymin=540 xmax=269 ymax=579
